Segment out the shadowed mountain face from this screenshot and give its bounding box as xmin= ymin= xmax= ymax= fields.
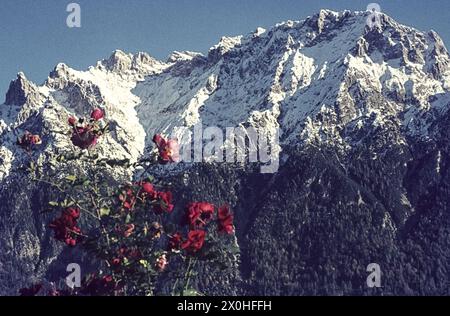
xmin=1 ymin=9 xmax=450 ymax=295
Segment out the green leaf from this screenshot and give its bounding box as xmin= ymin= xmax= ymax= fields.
xmin=61 ymin=199 xmax=69 ymax=207
xmin=48 ymin=201 xmax=59 ymax=207
xmin=125 ymin=213 xmax=132 ymax=224
xmin=139 ymin=259 xmax=148 ymax=268
xmin=99 ymin=207 xmax=110 ymax=217
xmin=183 ymin=289 xmax=200 ymax=296
xmin=65 ymin=175 xmax=77 ymax=182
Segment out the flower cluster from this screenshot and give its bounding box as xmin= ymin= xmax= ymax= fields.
xmin=26 ymin=123 xmax=236 ymax=296
xmin=119 ymin=181 xmax=174 ymax=214
xmin=186 ymin=202 xmax=215 ymax=228
xmin=68 ymin=108 xmax=106 ymax=149
xmin=48 ymin=207 xmax=82 ymax=246
xmin=110 ymin=246 xmax=141 ymax=267
xmin=168 ymin=202 xmax=235 ymax=254
xmin=181 ymin=230 xmax=206 ymax=253
xmin=217 ymin=205 xmax=234 ymax=234
xmin=153 ymin=134 xmax=180 ymax=163
xmin=17 ymin=131 xmax=42 ymax=151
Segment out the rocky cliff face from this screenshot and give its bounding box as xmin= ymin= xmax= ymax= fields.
xmin=1 ymin=9 xmax=450 ymax=295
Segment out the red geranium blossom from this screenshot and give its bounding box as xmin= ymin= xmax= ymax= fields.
xmin=17 ymin=131 xmax=42 ymax=151
xmin=186 ymin=202 xmax=215 ymax=228
xmin=68 ymin=116 xmax=77 ymax=126
xmin=49 ymin=207 xmax=82 ymax=246
xmin=111 ymin=257 xmax=121 ymax=266
xmin=153 ymin=191 xmax=174 ymax=214
xmin=155 ymin=254 xmax=168 ymax=272
xmin=103 ymin=275 xmax=113 ymax=283
xmin=119 ymin=187 xmax=137 ymax=210
xmin=90 ymin=108 xmax=104 ymax=121
xmin=139 ymin=181 xmax=158 ymax=200
xmin=115 ymin=246 xmax=141 ymax=262
xmin=69 ymin=109 xmax=106 ymax=149
xmin=123 ymin=224 xmax=135 ymax=238
xmin=71 ymin=126 xmax=99 ymax=149
xmin=152 ymin=134 xmax=180 ymax=163
xmin=217 ymin=204 xmax=234 ymax=234
xmin=181 ymin=230 xmax=206 ymax=253
xmin=168 ymin=232 xmax=183 ymax=251
xmin=66 ymin=207 xmax=81 ymax=219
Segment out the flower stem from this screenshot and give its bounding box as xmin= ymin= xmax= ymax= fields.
xmin=183 ymin=257 xmax=197 ymax=294
xmin=34 ymin=178 xmax=98 ymax=220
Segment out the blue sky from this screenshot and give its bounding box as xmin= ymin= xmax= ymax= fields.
xmin=1 ymin=0 xmax=450 ymax=99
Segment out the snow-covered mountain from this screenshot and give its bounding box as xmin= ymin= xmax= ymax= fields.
xmin=2 ymin=9 xmax=450 ymax=179
xmin=136 ymin=8 xmax=450 ymax=149
xmin=1 ymin=9 xmax=450 ymax=295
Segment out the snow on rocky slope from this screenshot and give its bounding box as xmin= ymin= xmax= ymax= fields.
xmin=2 ymin=9 xmax=450 ymax=178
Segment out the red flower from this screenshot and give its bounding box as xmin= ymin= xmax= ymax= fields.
xmin=68 ymin=116 xmax=77 ymax=126
xmin=186 ymin=202 xmax=215 ymax=228
xmin=115 ymin=246 xmax=141 ymax=261
xmin=139 ymin=181 xmax=158 ymax=200
xmin=119 ymin=187 xmax=137 ymax=210
xmin=153 ymin=191 xmax=174 ymax=214
xmin=217 ymin=204 xmax=234 ymax=234
xmin=111 ymin=258 xmax=121 ymax=266
xmin=155 ymin=254 xmax=168 ymax=272
xmin=71 ymin=126 xmax=99 ymax=149
xmin=19 ymin=283 xmax=42 ymax=296
xmin=66 ymin=207 xmax=80 ymax=219
xmin=69 ymin=109 xmax=106 ymax=149
xmin=181 ymin=230 xmax=206 ymax=253
xmin=152 ymin=134 xmax=180 ymax=163
xmin=90 ymin=108 xmax=104 ymax=121
xmin=152 ymin=134 xmax=164 ymax=148
xmin=141 ymin=182 xmax=154 ymax=194
xmin=123 ymin=224 xmax=135 ymax=238
xmin=168 ymin=232 xmax=183 ymax=251
xmin=17 ymin=131 xmax=42 ymax=151
xmin=49 ymin=207 xmax=82 ymax=246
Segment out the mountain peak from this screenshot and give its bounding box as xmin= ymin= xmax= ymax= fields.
xmin=102 ymin=49 xmax=133 ymax=72
xmin=253 ymin=27 xmax=267 ymax=37
xmin=98 ymin=50 xmax=167 ymax=75
xmin=4 ymin=72 xmax=37 ymax=106
xmin=167 ymin=51 xmax=204 ymax=63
